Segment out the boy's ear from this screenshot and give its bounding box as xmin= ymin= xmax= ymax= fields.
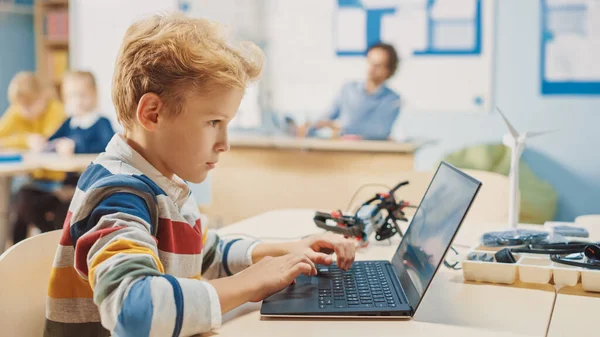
xmin=136 ymin=93 xmax=163 ymax=131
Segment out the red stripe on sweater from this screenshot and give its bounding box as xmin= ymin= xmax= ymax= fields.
xmin=74 ymin=226 xmax=126 ymax=276
xmin=59 ymin=212 xmax=74 ymax=246
xmin=156 ymin=218 xmax=203 ymax=254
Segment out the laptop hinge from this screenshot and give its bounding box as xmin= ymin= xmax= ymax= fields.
xmin=387 ymin=263 xmax=414 ymax=313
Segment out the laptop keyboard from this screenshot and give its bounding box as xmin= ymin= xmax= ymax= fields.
xmin=317 ymin=262 xmax=398 ymax=309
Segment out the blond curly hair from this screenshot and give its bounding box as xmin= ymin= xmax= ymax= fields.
xmin=112 ymin=12 xmax=264 ymax=129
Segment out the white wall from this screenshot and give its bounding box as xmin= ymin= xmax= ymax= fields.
xmin=263 ymin=0 xmax=495 ymax=120
xmin=70 ymin=0 xmax=179 ymax=131
xmin=261 ymin=0 xmax=600 ymax=221
xmin=183 ymin=0 xmax=265 ymax=128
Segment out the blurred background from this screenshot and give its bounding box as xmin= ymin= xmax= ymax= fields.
xmin=0 ymin=0 xmax=598 ymax=233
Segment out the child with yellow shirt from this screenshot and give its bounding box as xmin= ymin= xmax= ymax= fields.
xmin=0 ymin=72 xmax=67 ymax=243
xmin=0 ymin=71 xmax=65 ymax=151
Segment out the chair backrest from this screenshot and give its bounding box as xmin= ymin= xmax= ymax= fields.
xmin=0 ymin=230 xmax=61 ymax=337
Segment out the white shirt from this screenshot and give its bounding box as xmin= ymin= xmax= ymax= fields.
xmin=69 ymin=112 xmax=101 ymax=130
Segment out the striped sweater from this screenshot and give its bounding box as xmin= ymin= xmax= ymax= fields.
xmin=44 ymin=134 xmax=258 ymax=337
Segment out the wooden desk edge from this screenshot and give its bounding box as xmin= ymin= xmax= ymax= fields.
xmin=557 ymin=284 xmax=600 ymax=298
xmin=0 ymin=153 xmax=98 ymax=175
xmin=228 ymin=136 xmax=420 ymax=154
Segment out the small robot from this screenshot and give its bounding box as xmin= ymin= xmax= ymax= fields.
xmin=314 ymin=181 xmax=413 ymax=247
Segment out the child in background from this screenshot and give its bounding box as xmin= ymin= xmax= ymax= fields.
xmin=10 ymin=71 xmax=114 ymax=244
xmin=45 ymin=71 xmax=114 ymax=156
xmin=0 ymin=71 xmax=65 ymax=152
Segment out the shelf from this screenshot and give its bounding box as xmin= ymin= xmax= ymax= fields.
xmin=40 ymin=0 xmax=68 ymax=6
xmin=35 ymin=0 xmax=70 ymax=97
xmin=44 ymin=39 xmax=69 ymax=48
xmin=0 ymin=3 xmax=34 ymax=14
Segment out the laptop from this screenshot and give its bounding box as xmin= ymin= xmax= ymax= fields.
xmin=261 ymin=161 xmax=482 ymax=318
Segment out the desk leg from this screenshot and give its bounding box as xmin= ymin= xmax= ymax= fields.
xmin=0 ymin=177 xmax=11 ymax=253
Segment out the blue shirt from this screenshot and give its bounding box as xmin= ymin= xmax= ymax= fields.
xmin=49 ymin=115 xmax=115 ymax=154
xmin=317 ymin=81 xmax=401 ymax=140
xmin=31 ymin=115 xmax=115 ymax=190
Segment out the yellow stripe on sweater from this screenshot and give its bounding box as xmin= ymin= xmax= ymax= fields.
xmin=202 ymin=228 xmax=208 ymax=245
xmin=88 ymin=239 xmax=164 ymax=289
xmin=48 ymin=267 xmax=94 ymax=299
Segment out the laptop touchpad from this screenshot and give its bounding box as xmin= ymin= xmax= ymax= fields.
xmin=267 ymin=275 xmax=317 ymax=301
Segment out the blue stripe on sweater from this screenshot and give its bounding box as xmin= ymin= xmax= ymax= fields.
xmin=113 ymin=276 xmax=154 ymax=337
xmin=162 ymin=274 xmax=184 ymax=337
xmin=77 ymin=163 xmax=113 ymax=192
xmin=222 ymin=239 xmax=241 ymax=276
xmin=134 ymin=174 xmax=167 ymax=197
xmin=70 ymin=192 xmax=152 ymax=247
xmin=93 ymin=175 xmax=163 ymax=198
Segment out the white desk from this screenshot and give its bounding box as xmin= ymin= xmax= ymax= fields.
xmin=0 ymin=154 xmax=96 ymax=252
xmin=215 ymin=303 xmax=535 ymax=337
xmin=547 ymin=285 xmax=600 ymax=337
xmin=215 ymin=209 xmax=557 ymax=337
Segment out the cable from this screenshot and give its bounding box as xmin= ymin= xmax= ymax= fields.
xmin=345 ymin=183 xmax=392 ymax=213
xmin=443 ymin=246 xmax=462 ymax=270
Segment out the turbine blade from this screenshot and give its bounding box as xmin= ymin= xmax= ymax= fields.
xmin=527 ymin=129 xmax=558 ymax=138
xmin=496 ymin=107 xmax=519 ymax=138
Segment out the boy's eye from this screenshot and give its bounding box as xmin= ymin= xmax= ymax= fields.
xmin=209 ymin=120 xmax=221 ymax=127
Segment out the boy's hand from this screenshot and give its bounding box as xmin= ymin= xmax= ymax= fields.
xmin=252 ymin=233 xmax=356 ymax=270
xmin=236 ymin=253 xmax=316 ymax=302
xmin=290 ymin=233 xmax=356 ymax=270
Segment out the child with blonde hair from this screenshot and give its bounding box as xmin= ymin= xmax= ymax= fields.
xmin=45 ymin=71 xmax=114 ymax=156
xmin=0 ymin=71 xmax=65 ymax=151
xmin=44 ymin=13 xmax=355 ymax=337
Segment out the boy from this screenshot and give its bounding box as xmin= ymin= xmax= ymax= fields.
xmin=45 ymin=13 xmax=355 ymax=337
xmin=11 ymin=71 xmax=115 ymax=244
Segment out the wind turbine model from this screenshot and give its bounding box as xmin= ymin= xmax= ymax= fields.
xmin=496 ymin=107 xmax=556 ymax=228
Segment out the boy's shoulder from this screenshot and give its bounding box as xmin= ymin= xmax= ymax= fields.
xmin=78 ymin=157 xmax=166 ymax=200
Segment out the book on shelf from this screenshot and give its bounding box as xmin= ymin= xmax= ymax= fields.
xmin=43 ymin=8 xmax=68 ymax=42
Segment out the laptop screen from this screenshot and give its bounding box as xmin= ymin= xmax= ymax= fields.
xmin=390 ymin=162 xmax=481 ymax=312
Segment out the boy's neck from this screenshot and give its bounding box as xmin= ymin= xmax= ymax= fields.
xmin=122 ymin=133 xmax=175 ymax=180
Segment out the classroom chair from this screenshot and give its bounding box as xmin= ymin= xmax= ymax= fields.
xmin=0 ymin=230 xmax=61 ymax=337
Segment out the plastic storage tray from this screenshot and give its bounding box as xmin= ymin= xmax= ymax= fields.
xmin=462 ymin=249 xmax=600 ymax=292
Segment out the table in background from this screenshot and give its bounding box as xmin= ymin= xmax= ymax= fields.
xmin=0 ymin=154 xmax=97 ymax=252
xmin=205 ymin=135 xmax=420 ymax=225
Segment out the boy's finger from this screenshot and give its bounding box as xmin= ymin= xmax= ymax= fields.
xmin=288 ymin=262 xmax=313 ymax=280
xmin=334 ymin=244 xmax=351 ymax=270
xmin=290 ymin=254 xmax=317 ymax=276
xmin=306 ymin=251 xmax=333 ymax=266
